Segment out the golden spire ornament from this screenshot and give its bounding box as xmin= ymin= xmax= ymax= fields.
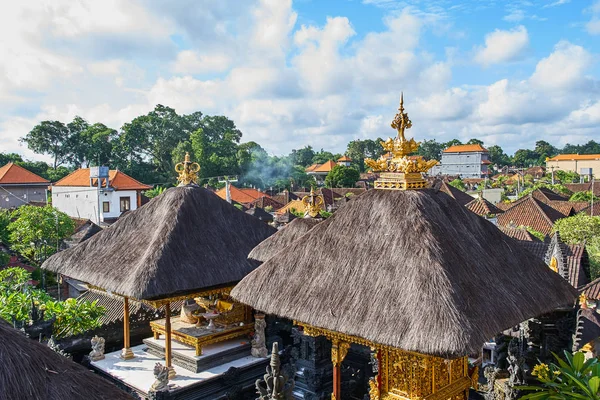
xmin=301 ymin=188 xmax=325 ymax=218
xmin=175 ymin=152 xmax=200 ymax=186
xmin=364 ymin=93 xmax=438 ymax=190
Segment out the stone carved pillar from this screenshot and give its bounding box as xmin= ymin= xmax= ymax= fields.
xmin=251 ymin=313 xmax=269 ymax=358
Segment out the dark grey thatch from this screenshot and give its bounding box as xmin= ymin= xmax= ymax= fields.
xmin=0 ymin=321 xmax=133 ymax=400
xmin=248 ymin=218 xmax=321 ymax=263
xmin=42 ymin=186 xmax=276 ymax=301
xmin=232 ymin=189 xmax=577 ymax=357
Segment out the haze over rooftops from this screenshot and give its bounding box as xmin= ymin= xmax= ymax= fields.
xmin=0 ymin=162 xmax=49 ymax=184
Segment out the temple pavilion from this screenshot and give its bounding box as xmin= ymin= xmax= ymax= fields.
xmin=231 ymin=95 xmax=577 ymax=400
xmin=42 ymin=154 xmax=277 ymax=398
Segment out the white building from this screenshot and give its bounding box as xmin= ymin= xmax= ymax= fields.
xmin=52 ymin=167 xmax=151 ymax=224
xmin=432 ymin=144 xmax=491 ymax=178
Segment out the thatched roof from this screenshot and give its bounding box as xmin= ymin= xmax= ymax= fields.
xmin=232 ymin=188 xmax=577 ymax=357
xmin=246 ymin=207 xmax=274 ymax=222
xmin=0 ymin=321 xmax=133 ymax=400
xmin=248 ymin=218 xmax=321 ymax=263
xmin=43 ymin=186 xmax=276 ymax=301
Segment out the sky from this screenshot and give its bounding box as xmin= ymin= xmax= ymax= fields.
xmin=1 ymin=0 xmax=599 ymax=162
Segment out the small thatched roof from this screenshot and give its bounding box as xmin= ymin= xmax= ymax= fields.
xmin=248 ymin=218 xmax=321 ymax=263
xmin=232 ymin=189 xmax=577 ymax=357
xmin=0 ymin=321 xmax=133 ymax=400
xmin=43 ymin=186 xmax=276 ymax=301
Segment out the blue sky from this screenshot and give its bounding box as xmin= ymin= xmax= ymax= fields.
xmin=1 ymin=0 xmax=599 ymax=162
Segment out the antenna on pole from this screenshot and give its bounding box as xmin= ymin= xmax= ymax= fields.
xmin=218 ymin=176 xmax=238 ymax=204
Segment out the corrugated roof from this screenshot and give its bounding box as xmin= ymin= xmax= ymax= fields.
xmin=54 ymin=169 xmax=151 ymax=190
xmin=547 ymin=154 xmax=600 ymax=161
xmin=443 ymin=144 xmax=488 ymax=153
xmin=0 ymin=163 xmax=49 ymax=184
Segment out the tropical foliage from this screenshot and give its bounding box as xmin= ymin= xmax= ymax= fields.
xmin=0 ymin=267 xmax=105 ymax=339
xmin=449 ymin=178 xmax=467 ymax=192
xmin=520 ymin=351 xmax=600 ymax=399
xmin=554 ymin=214 xmax=600 ymax=279
xmin=325 ymin=165 xmax=360 ymax=188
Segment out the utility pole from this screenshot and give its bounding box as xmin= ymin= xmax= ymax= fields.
xmin=218 ymin=176 xmax=238 ymax=204
xmin=591 ymin=172 xmax=595 ymax=217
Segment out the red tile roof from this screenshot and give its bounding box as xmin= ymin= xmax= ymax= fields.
xmin=443 ymin=144 xmax=488 ymax=153
xmin=565 ymin=181 xmax=600 ymax=196
xmin=0 ymin=163 xmax=49 ymax=184
xmin=465 ymin=196 xmax=504 ymax=216
xmin=214 ymin=185 xmax=270 ymax=204
xmin=498 ymin=225 xmax=541 ymax=242
xmin=250 ymin=196 xmax=284 ymax=210
xmin=54 ymin=169 xmax=151 ymax=190
xmin=581 ymin=277 xmax=600 ymax=301
xmin=531 ymin=187 xmax=569 ymax=203
xmin=497 ymin=196 xmax=565 ymax=235
xmin=547 ymin=154 xmax=600 ymax=161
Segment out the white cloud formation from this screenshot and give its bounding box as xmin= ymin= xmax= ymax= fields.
xmin=0 ymin=0 xmax=599 ymax=164
xmin=586 ymin=1 xmax=600 ymax=35
xmin=474 ymin=26 xmax=529 ymax=67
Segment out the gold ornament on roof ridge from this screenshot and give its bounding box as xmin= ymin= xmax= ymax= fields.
xmin=364 ymin=93 xmax=439 ymax=190
xmin=175 ymin=152 xmax=200 ymax=186
xmin=302 ymin=188 xmax=324 ymax=218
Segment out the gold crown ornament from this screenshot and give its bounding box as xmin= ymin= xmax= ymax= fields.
xmin=364 ymin=93 xmax=438 ymax=190
xmin=175 ymin=152 xmax=200 ymax=186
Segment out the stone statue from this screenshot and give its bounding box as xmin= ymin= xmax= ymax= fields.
xmin=507 ymin=339 xmax=525 ymax=386
xmin=149 ymin=362 xmax=170 ymax=393
xmin=256 ymin=342 xmax=294 ymax=400
xmin=252 ymin=314 xmax=268 ymax=358
xmin=89 ymin=335 xmax=106 ymax=361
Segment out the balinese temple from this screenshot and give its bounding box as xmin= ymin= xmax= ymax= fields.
xmin=0 ymin=320 xmax=134 ymax=400
xmin=231 ymin=95 xmax=577 ymax=400
xmin=42 ymin=154 xmax=276 ymax=399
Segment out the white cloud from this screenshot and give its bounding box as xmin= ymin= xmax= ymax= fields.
xmin=172 ymin=51 xmax=231 ymax=75
xmin=474 ymin=26 xmax=529 ymax=67
xmin=586 ymin=1 xmax=600 ymax=35
xmin=530 ymin=41 xmax=593 ymax=90
xmin=504 ymin=9 xmax=525 ymax=22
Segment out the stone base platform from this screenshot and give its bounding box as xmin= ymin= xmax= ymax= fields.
xmin=91 ymin=343 xmax=268 ymax=400
xmin=143 ymin=336 xmax=251 ymax=372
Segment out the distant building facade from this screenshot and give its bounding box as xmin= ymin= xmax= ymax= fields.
xmin=433 ymin=144 xmax=491 ymax=178
xmin=546 ymin=154 xmax=600 ymax=174
xmin=52 ymin=167 xmax=151 ymax=224
xmin=0 ymin=163 xmax=49 ymax=209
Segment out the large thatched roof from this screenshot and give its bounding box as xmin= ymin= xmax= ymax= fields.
xmin=0 ymin=321 xmax=133 ymax=400
xmin=232 ymin=188 xmax=577 ymax=357
xmin=248 ymin=218 xmax=321 ymax=263
xmin=43 ymin=186 xmax=276 ymax=301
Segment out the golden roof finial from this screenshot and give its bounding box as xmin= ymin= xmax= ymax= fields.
xmin=175 ymin=152 xmax=200 ymax=186
xmin=364 ymin=93 xmax=438 ymax=190
xmin=302 ymin=188 xmax=324 ymax=218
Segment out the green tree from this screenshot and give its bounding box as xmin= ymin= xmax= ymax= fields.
xmin=554 ymin=170 xmax=580 ymax=184
xmin=570 ymin=191 xmax=599 ymax=202
xmin=520 ymin=351 xmax=600 ymax=399
xmin=0 ymin=267 xmax=105 ymax=339
xmin=21 ymin=121 xmax=71 ymax=170
xmin=416 ymin=139 xmax=444 ymax=161
xmin=71 ymin=123 xmax=115 ymax=167
xmin=0 ymin=152 xmax=23 ymax=166
xmin=519 ymin=183 xmax=571 ymax=198
xmin=534 ymin=140 xmax=557 ymax=162
xmin=554 ymin=214 xmax=600 ymax=279
xmin=444 ymin=139 xmax=462 ymax=148
xmin=325 ymin=165 xmax=360 ymax=188
xmin=312 ymin=150 xmax=339 ymax=165
xmin=8 ymin=206 xmax=75 ymax=264
xmin=346 ymin=139 xmax=385 ymax=172
xmin=290 ymin=146 xmax=316 ymax=167
xmin=449 ymin=178 xmax=467 ymax=192
xmin=0 ymin=209 xmax=11 ymax=246
xmin=466 ymin=138 xmax=484 ymax=145
xmin=513 ymin=149 xmax=538 ymax=167
xmin=488 ymin=145 xmax=511 ymax=167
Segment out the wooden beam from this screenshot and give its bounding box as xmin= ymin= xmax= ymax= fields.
xmin=165 ymin=302 xmax=176 ymax=378
xmin=331 ymin=340 xmax=350 ymax=400
xmin=120 ymin=297 xmax=134 ymax=360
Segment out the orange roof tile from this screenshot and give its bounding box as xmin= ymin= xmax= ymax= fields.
xmin=305 ymin=164 xmax=320 ymax=172
xmin=547 ymin=154 xmax=600 ymax=161
xmin=214 ymin=185 xmax=268 ymax=204
xmin=313 ymin=160 xmax=336 ymax=173
xmin=276 ymin=199 xmax=305 ymax=215
xmin=443 ymin=144 xmax=488 ymax=153
xmin=337 ymin=156 xmax=352 ymax=162
xmin=54 ymin=169 xmax=151 ymax=190
xmin=0 ymin=163 xmax=49 ymax=184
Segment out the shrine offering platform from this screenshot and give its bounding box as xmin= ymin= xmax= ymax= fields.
xmin=91 ymin=341 xmax=268 ymax=399
xmin=143 ymin=336 xmax=251 ymax=372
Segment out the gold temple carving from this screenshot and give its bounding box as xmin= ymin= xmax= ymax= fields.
xmin=175 ymin=152 xmax=200 ymax=186
xmin=299 ymin=322 xmax=472 ymax=400
xmin=365 ymin=93 xmax=438 ymax=190
xmin=302 ymin=188 xmax=325 ymax=218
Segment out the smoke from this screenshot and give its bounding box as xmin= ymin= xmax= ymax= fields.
xmin=240 ymin=148 xmax=295 ymax=191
